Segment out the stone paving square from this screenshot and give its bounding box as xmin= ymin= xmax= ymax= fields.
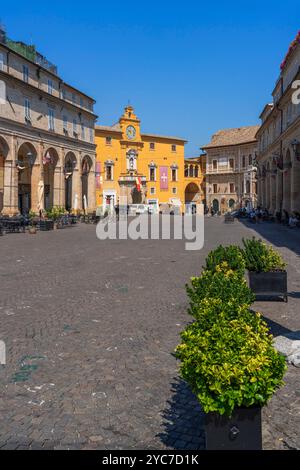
xmin=0 ymin=217 xmax=299 ymax=450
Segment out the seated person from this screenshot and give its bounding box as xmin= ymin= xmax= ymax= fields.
xmin=289 ymin=212 xmax=298 ymax=228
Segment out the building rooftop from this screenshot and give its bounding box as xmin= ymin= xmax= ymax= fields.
xmin=0 ymin=26 xmax=96 ymax=103
xmin=0 ymin=27 xmax=58 ymax=75
xmin=202 ymin=125 xmax=260 ymax=149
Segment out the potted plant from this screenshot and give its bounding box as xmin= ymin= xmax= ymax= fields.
xmin=204 ymin=245 xmax=246 ymax=276
xmin=242 ymin=237 xmax=288 ymax=302
xmin=28 ymin=223 xmax=37 ymax=234
xmin=175 ymin=309 xmax=286 ymax=450
xmin=176 ymin=253 xmax=286 ymax=449
xmin=186 ymin=259 xmax=255 ymax=319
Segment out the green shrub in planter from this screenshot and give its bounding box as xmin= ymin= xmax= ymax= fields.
xmin=189 ymin=297 xmax=257 ymax=326
xmin=205 ymin=245 xmax=245 ymax=276
xmin=242 ymin=237 xmax=286 ymax=272
xmin=187 ymin=262 xmax=255 ymax=318
xmin=175 ymin=310 xmax=286 ymax=416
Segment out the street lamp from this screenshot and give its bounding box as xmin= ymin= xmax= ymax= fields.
xmin=26 ymin=151 xmax=35 ymax=166
xmin=291 ymin=139 xmax=300 ymax=161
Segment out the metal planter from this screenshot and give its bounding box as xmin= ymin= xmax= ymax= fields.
xmin=224 ymin=214 xmax=235 ymax=223
xmin=38 ymin=220 xmax=54 ymax=231
xmin=205 ymin=406 xmax=262 ymax=450
xmin=248 ymin=270 xmax=288 ymax=302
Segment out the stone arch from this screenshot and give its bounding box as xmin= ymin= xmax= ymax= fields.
xmin=228 ymin=198 xmax=235 ymax=210
xmin=81 ymin=155 xmax=93 ymax=211
xmin=283 ymin=149 xmax=292 ymax=213
xmin=43 ymin=147 xmax=59 ymax=210
xmin=265 ymin=161 xmax=270 ymax=209
xmin=0 ymin=136 xmax=9 ymax=213
xmin=185 ymin=182 xmax=201 ymax=214
xmin=292 ymin=142 xmax=300 ymax=212
xmin=64 ymin=152 xmax=77 ymax=211
xmin=17 ymin=142 xmax=38 ymax=214
xmin=212 ymin=198 xmax=219 ymax=213
xmin=270 ymin=158 xmax=277 ymax=212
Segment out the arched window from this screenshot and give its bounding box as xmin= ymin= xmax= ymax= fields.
xmin=194 ymin=165 xmax=199 ymax=177
xmin=189 ymin=165 xmax=194 ymax=177
xmin=184 ymin=165 xmax=188 ymax=177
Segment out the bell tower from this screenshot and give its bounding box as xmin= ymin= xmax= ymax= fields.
xmin=119 ymin=105 xmax=142 ymax=143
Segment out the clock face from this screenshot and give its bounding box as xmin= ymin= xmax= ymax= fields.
xmin=126 ymin=125 xmax=136 ymax=140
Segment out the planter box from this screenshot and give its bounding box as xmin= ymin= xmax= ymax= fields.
xmin=205 ymin=406 xmax=262 ymax=450
xmin=248 ymin=270 xmax=288 ymax=302
xmin=39 ymin=220 xmax=54 ymax=231
xmin=224 ymin=214 xmax=235 ymax=223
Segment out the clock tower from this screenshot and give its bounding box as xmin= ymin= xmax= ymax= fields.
xmin=119 ymin=105 xmax=142 ymax=144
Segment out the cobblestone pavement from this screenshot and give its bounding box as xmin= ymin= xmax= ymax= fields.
xmin=0 ymin=218 xmax=299 ymax=450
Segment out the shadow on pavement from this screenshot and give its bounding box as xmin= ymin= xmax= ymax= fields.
xmin=157 ymin=378 xmax=205 ymax=450
xmin=239 ymin=219 xmax=300 ymax=256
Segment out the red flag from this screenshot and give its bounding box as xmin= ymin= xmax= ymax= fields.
xmin=136 ymin=177 xmax=141 ymax=192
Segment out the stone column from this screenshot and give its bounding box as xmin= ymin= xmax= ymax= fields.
xmin=88 ymin=166 xmax=96 ymax=211
xmin=2 ymin=135 xmax=18 ymax=215
xmin=270 ymin=173 xmax=277 ymax=213
xmin=72 ymin=167 xmax=82 ymax=212
xmin=60 ymin=148 xmax=66 ymax=210
xmin=276 ymin=170 xmax=283 ymax=214
xmin=291 ymin=158 xmax=300 ymax=212
xmin=30 ymin=142 xmax=43 ymax=213
xmin=53 ymin=165 xmax=62 ymax=207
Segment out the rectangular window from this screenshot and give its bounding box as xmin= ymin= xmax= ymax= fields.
xmin=80 ymin=97 xmax=83 ymax=108
xmin=150 ymin=187 xmax=156 ymax=195
xmin=24 ymin=98 xmax=31 ymax=122
xmin=213 ymin=183 xmax=218 ymax=193
xmin=218 ymin=157 xmax=228 ymax=167
xmin=72 ymin=93 xmax=76 ymax=104
xmin=48 ymin=107 xmax=55 ymax=131
xmin=73 ymin=119 xmax=78 ymax=136
xmin=171 ymin=144 xmax=176 ymax=152
xmin=150 ymin=142 xmax=155 ymax=150
xmin=23 ymin=65 xmax=29 ymax=83
xmin=171 ymin=168 xmax=177 ymax=181
xmin=249 ymin=154 xmax=253 ymax=166
xmin=149 ymin=167 xmax=155 ymax=181
xmin=63 ymin=115 xmax=68 ymax=132
xmin=0 ymin=52 xmax=4 ymax=71
xmin=229 ymin=158 xmax=234 ymax=169
xmin=229 ymin=183 xmax=235 ymax=193
xmin=106 ymin=165 xmax=112 ymax=181
xmin=48 ymin=79 xmax=53 ymax=94
xmin=213 ymin=160 xmax=217 ymax=170
xmin=60 ymin=88 xmax=66 ymax=100
xmin=81 ymin=123 xmax=85 ymax=140
xmin=172 ymin=187 xmax=177 ymax=194
xmin=242 ymin=155 xmax=246 ymax=167
xmin=89 ymin=128 xmax=94 ymax=143
xmin=106 ymin=136 xmax=112 ymax=145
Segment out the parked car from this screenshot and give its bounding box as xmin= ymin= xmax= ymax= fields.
xmin=128 ymin=204 xmax=148 ymax=215
xmin=159 ymin=203 xmax=181 ymax=215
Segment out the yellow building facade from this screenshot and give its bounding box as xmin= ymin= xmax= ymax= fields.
xmin=95 ymin=106 xmax=203 ymax=213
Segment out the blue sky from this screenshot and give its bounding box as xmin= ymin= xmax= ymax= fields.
xmin=1 ymin=1 xmax=299 ymax=155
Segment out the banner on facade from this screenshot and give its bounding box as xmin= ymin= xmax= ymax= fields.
xmin=160 ymin=166 xmax=168 ymax=190
xmin=43 ymin=151 xmax=53 ymax=165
